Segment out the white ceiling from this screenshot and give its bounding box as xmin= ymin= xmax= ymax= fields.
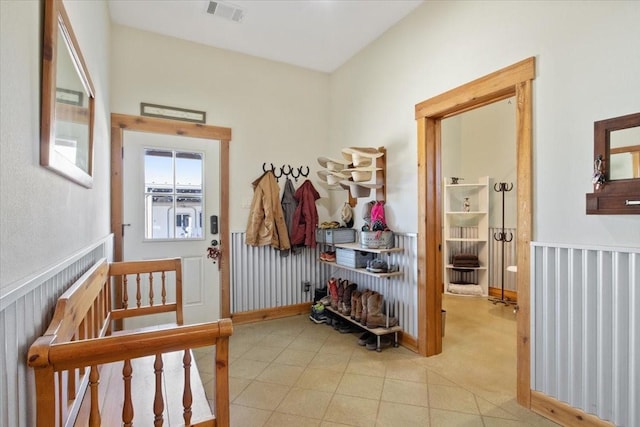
xmin=108 ymin=0 xmax=424 ymax=73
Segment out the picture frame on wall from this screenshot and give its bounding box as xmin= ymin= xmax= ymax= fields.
xmin=140 ymin=102 xmax=207 ymax=124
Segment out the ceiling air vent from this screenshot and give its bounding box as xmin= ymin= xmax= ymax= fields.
xmin=206 ymin=1 xmax=245 ymax=23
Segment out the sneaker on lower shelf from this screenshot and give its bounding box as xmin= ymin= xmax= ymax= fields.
xmin=309 ymin=314 xmax=327 ymax=324
xmin=319 ymin=295 xmax=332 ymax=306
xmin=357 ymin=332 xmax=374 ymax=346
xmin=324 ymin=251 xmax=336 ymax=262
xmin=338 ymin=323 xmax=358 ymax=334
xmin=366 ymin=335 xmax=392 ymax=351
xmin=366 ymin=259 xmax=388 ymax=273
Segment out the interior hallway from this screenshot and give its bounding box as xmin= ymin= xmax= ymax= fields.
xmin=194 ymin=295 xmax=558 ymax=426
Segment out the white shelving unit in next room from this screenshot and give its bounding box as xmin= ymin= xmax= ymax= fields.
xmin=443 ymin=176 xmax=490 ymax=297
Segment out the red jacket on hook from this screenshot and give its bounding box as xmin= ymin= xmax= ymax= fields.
xmin=290 ymin=179 xmax=320 ymax=247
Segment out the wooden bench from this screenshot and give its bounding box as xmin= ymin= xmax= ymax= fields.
xmin=27 ymin=257 xmax=233 ymax=427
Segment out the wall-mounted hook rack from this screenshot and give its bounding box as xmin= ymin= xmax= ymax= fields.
xmin=262 ymin=163 xmax=309 ymax=183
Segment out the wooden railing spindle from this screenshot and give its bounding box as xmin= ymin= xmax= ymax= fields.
xmin=154 ymin=354 xmax=164 ymax=426
xmin=136 ymin=273 xmax=142 ymax=308
xmin=89 ymin=366 xmax=101 ymax=427
xmin=182 ymin=350 xmax=193 ymax=425
xmin=122 ymin=359 xmax=134 ymax=427
xmin=161 ymin=271 xmax=167 ymax=305
xmin=149 ymin=272 xmax=154 ymax=306
xmin=123 ymin=275 xmax=129 ymax=309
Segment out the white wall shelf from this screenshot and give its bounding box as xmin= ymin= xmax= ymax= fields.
xmin=443 ymin=176 xmax=490 ymax=296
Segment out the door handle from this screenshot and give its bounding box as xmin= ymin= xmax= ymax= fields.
xmin=122 ymin=223 xmax=131 ymax=236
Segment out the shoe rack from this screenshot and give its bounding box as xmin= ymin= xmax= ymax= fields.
xmin=319 ymin=242 xmax=403 ymax=352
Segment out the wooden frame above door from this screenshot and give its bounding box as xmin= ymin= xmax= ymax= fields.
xmin=110 ymin=113 xmax=232 ymax=318
xmin=415 ymin=57 xmax=535 ymax=407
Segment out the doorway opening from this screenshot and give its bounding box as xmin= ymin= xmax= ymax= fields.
xmin=440 ymin=97 xmax=519 ymax=400
xmin=415 ymin=57 xmax=535 ymax=407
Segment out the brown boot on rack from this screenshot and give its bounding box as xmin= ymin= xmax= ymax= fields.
xmin=337 ymin=279 xmax=345 ymax=313
xmin=354 ymin=289 xmax=368 ymax=322
xmin=360 ymin=291 xmax=375 ymax=326
xmin=328 ymin=278 xmax=338 ymax=311
xmin=366 ymin=293 xmax=398 ymax=329
xmin=343 ymin=282 xmax=356 ymax=315
xmin=350 ymin=290 xmax=361 ymax=319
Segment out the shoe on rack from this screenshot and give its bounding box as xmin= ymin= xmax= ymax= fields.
xmin=309 ymin=313 xmax=327 ymax=324
xmin=366 ymin=293 xmax=398 ymax=329
xmin=328 ymin=278 xmax=339 ymax=310
xmin=319 ymin=221 xmax=341 ymax=229
xmin=354 ymin=289 xmax=367 ymax=322
xmin=357 ymin=331 xmax=374 ymax=346
xmin=350 ymin=290 xmax=361 ymax=319
xmin=342 ymin=281 xmax=356 ymax=315
xmin=360 ymin=291 xmax=376 ymax=326
xmin=366 ymin=335 xmax=392 ymax=351
xmin=337 ymin=279 xmax=346 ymax=313
xmin=319 ymin=295 xmax=332 ymax=306
xmin=324 ymin=251 xmax=336 ymax=262
xmin=366 ymin=259 xmax=388 ymax=273
xmin=310 ymin=303 xmax=327 ymax=323
xmin=338 ymin=323 xmax=358 ymax=334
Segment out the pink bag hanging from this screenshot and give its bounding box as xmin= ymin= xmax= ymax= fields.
xmin=370 ymin=201 xmax=387 ymax=231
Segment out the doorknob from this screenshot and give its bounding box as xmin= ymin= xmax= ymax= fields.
xmin=122 ymin=223 xmax=131 ymax=236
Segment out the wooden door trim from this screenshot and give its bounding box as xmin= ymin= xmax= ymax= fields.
xmin=110 ymin=113 xmax=232 ymax=319
xmin=415 ymin=57 xmax=535 ymax=407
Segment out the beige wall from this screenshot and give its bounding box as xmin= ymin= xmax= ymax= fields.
xmin=110 ymin=25 xmax=331 ymax=233
xmin=330 ymin=0 xmax=640 ymax=246
xmin=0 ymin=0 xmax=111 ymax=292
xmin=442 ymin=99 xmax=517 ymax=228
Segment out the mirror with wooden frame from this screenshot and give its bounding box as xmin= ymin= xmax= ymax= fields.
xmin=586 ymin=112 xmax=640 ymax=214
xmin=41 ymin=0 xmax=95 ymax=187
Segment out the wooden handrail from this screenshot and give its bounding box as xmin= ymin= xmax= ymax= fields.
xmin=44 ymin=319 xmax=232 ymax=370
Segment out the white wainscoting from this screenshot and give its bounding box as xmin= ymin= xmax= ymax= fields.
xmin=0 ymin=235 xmax=113 ymax=427
xmin=231 ymin=231 xmax=418 ymax=337
xmin=531 ymin=242 xmax=639 ymax=427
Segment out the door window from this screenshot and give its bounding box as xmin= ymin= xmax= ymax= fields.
xmin=144 ymin=149 xmax=204 ymax=240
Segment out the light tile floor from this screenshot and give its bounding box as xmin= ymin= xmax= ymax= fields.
xmin=195 ymin=294 xmax=558 ymax=426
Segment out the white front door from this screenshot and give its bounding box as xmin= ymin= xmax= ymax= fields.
xmin=122 ymin=131 xmax=220 ymax=325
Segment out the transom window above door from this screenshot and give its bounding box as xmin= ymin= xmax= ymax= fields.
xmin=144 ymin=148 xmax=204 ymax=240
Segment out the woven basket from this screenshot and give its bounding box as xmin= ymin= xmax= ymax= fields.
xmin=360 ymin=231 xmax=394 ymax=249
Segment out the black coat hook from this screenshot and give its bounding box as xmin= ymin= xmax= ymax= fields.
xmin=282 ymin=164 xmax=293 ymax=177
xmin=273 ymin=166 xmax=283 ymax=181
xmin=290 ymin=167 xmax=300 ymax=182
xmin=262 ymin=162 xmax=275 ymax=173
xmin=298 ymin=166 xmax=310 ymax=178
xmin=494 ymin=182 xmax=514 ymax=192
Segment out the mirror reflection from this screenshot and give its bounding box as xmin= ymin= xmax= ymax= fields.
xmin=54 ymin=30 xmax=91 ymax=173
xmin=609 ymin=126 xmax=640 ymax=180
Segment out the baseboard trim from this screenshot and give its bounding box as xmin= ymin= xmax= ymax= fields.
xmin=399 ymin=332 xmax=418 ymax=353
xmin=530 ymin=390 xmax=614 ymax=427
xmin=231 ymin=302 xmax=311 ymax=325
xmin=231 ymin=303 xmax=420 ymax=354
xmin=488 ymin=286 xmax=518 ymax=302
